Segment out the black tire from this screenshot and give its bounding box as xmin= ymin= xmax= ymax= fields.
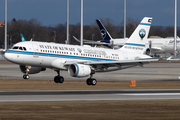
xmin=86 ymin=78 xmax=92 ymax=85
xmin=59 ymin=76 xmax=64 ymax=83
xmin=91 ymin=79 xmax=97 ymax=86
xmin=23 ymin=75 xmax=26 ymax=79
xmin=26 ymin=75 xmax=30 ymax=79
xmin=23 ymin=75 xmax=30 ymax=80
xmin=54 ymin=76 xmax=59 ymax=83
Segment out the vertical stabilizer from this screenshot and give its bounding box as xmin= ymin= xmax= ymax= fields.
xmin=96 ymin=19 xmax=112 ymax=42
xmin=20 ymin=33 xmax=26 ymax=42
xmin=122 ymin=17 xmax=152 ymax=54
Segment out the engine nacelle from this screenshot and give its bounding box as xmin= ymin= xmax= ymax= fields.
xmin=20 ymin=65 xmax=46 ymax=74
xmin=144 ymin=48 xmax=151 ymax=55
xmin=68 ymin=64 xmax=92 ymax=77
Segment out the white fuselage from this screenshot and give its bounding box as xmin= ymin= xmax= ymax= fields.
xmin=5 ymin=41 xmax=150 ymax=70
xmin=111 ymin=38 xmax=180 ymax=54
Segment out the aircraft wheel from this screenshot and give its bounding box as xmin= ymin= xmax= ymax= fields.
xmin=26 ymin=75 xmax=30 ymax=79
xmin=86 ymin=78 xmax=91 ymax=85
xmin=23 ymin=75 xmax=26 ymax=79
xmin=23 ymin=75 xmax=30 ymax=79
xmin=54 ymin=76 xmax=59 ymax=83
xmin=91 ymin=79 xmax=97 ymax=86
xmin=59 ymin=76 xmax=64 ymax=83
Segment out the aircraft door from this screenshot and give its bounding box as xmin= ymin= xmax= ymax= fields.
xmin=33 ymin=44 xmax=39 ymax=58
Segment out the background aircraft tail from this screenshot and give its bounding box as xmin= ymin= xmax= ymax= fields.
xmin=20 ymin=33 xmax=26 ymax=42
xmin=96 ymin=19 xmax=112 ymax=42
xmin=121 ymin=17 xmax=152 ymax=54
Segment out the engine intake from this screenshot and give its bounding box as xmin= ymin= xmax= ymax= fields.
xmin=145 ymin=48 xmax=151 ymax=55
xmin=68 ymin=64 xmax=93 ymax=77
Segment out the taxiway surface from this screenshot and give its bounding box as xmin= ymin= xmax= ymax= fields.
xmin=1 ymin=62 xmax=180 ymax=102
xmin=1 ymin=89 xmax=180 ymax=102
xmin=0 ymin=63 xmax=180 ymax=81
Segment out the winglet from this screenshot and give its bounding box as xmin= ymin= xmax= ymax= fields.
xmin=20 ymin=33 xmax=26 ymax=42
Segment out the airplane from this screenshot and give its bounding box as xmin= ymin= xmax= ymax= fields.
xmin=74 ymin=19 xmax=180 ymax=57
xmin=4 ymin=17 xmax=158 ymax=86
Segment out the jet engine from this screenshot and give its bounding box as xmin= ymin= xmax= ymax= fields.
xmin=20 ymin=65 xmax=46 ymax=74
xmin=68 ymin=64 xmax=94 ymax=77
xmin=144 ymin=40 xmax=152 ymax=55
xmin=145 ymin=48 xmax=151 ymax=55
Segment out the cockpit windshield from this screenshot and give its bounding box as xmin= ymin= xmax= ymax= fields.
xmin=12 ymin=46 xmax=19 ymax=49
xmin=12 ymin=46 xmax=27 ymax=51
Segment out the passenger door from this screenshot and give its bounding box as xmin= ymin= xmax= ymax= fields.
xmin=33 ymin=44 xmax=39 ymax=58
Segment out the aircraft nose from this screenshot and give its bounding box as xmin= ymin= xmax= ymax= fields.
xmin=4 ymin=52 xmax=11 ymax=61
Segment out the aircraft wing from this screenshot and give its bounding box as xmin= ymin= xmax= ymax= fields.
xmin=64 ymin=58 xmax=158 ymax=72
xmin=151 ymin=47 xmax=163 ymax=53
xmin=73 ymin=36 xmax=92 ymax=42
xmin=73 ymin=36 xmax=111 ymax=45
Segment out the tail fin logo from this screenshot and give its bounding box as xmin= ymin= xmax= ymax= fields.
xmin=139 ymin=29 xmax=146 ymax=40
xmin=148 ymin=19 xmax=152 ymax=23
xmin=100 ymin=29 xmax=106 ymax=39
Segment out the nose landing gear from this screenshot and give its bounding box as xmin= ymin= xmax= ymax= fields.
xmin=23 ymin=66 xmax=30 ymax=79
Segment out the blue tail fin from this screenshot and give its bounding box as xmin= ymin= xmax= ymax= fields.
xmin=20 ymin=33 xmax=26 ymax=42
xmin=96 ymin=19 xmax=112 ymax=42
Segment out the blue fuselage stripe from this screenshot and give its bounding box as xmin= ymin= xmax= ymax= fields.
xmin=6 ymin=50 xmax=115 ymax=61
xmin=139 ymin=23 xmax=151 ymax=26
xmin=124 ymin=43 xmax=145 ymax=47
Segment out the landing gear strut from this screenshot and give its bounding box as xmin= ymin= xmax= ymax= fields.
xmin=54 ymin=70 xmax=64 ymax=83
xmin=86 ymin=74 xmax=97 ymax=86
xmin=23 ymin=66 xmax=30 ymax=79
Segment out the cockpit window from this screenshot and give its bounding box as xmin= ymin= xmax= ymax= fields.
xmin=19 ymin=47 xmax=23 ymax=50
xmin=12 ymin=46 xmax=27 ymax=51
xmin=12 ymin=46 xmax=19 ymax=49
xmin=23 ymin=47 xmax=27 ymax=51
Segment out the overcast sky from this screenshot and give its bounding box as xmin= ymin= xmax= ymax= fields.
xmin=0 ymin=0 xmax=179 ymax=27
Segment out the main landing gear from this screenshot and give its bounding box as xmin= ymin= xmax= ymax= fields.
xmin=54 ymin=70 xmax=64 ymax=83
xmin=53 ymin=70 xmax=97 ymax=86
xmin=86 ymin=74 xmax=97 ymax=86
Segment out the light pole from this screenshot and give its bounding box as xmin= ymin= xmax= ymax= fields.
xmin=67 ymin=0 xmax=69 ymax=44
xmin=80 ymin=0 xmax=83 ymax=46
xmin=92 ymin=34 xmax=94 ymax=46
xmin=124 ymin=0 xmax=126 ymax=39
xmin=5 ymin=0 xmax=7 ymax=50
xmin=174 ymin=0 xmax=177 ymax=58
xmin=33 ymin=34 xmax=35 ymax=41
